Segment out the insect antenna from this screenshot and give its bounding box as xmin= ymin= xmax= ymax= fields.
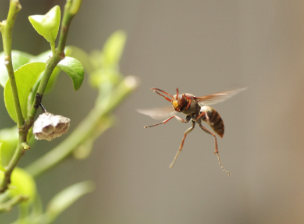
xmin=151 ymin=88 xmax=173 ymax=102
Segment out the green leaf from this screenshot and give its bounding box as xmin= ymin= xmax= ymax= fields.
xmin=30 ymin=47 xmax=73 ymax=93
xmin=0 ymin=126 xmax=18 ymax=167
xmin=101 ymin=30 xmax=126 ymax=69
xmin=0 ymin=168 xmax=36 ymax=205
xmin=68 ymin=46 xmax=94 ymax=73
xmin=57 ymin=56 xmax=84 ymax=91
xmin=8 ymin=168 xmax=36 ymax=204
xmin=90 ymin=69 xmax=122 ymax=91
xmin=4 ymin=62 xmax=46 ymax=123
xmin=45 ymin=181 xmax=94 ymax=222
xmin=28 ymin=5 xmax=61 ymax=43
xmin=0 ymin=51 xmax=33 ymax=87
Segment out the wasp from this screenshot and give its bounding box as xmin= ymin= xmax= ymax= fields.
xmin=138 ymin=87 xmax=246 ymax=175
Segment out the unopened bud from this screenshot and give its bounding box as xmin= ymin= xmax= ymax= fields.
xmin=33 ymin=113 xmax=70 ymax=141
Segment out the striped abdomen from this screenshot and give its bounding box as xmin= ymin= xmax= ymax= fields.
xmin=200 ymin=106 xmax=225 ymax=138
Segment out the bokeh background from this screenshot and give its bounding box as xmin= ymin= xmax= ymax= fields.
xmin=1 ymin=0 xmax=304 ymax=223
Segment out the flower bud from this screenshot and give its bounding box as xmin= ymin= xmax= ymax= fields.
xmin=33 ymin=113 xmax=70 ymax=141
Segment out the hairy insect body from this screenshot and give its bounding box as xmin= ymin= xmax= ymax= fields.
xmin=177 ymin=94 xmax=200 ymax=116
xmin=176 ymin=94 xmax=225 ymax=138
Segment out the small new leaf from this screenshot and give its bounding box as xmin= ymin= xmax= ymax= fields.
xmin=101 ymin=30 xmax=126 ymax=69
xmin=28 ymin=5 xmax=61 ymax=44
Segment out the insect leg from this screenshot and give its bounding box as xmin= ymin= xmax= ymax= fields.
xmin=198 ymin=123 xmax=218 ymax=154
xmin=196 ymin=112 xmax=212 ymax=135
xmin=196 ymin=110 xmax=206 ymax=120
xmin=184 ymin=95 xmax=192 ymax=111
xmin=144 ymin=115 xmax=190 ymax=128
xmin=169 ymin=120 xmax=195 ymax=168
xmin=198 ymin=123 xmax=230 ymax=176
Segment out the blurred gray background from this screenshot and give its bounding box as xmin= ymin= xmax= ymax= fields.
xmin=1 ymin=0 xmax=304 ymax=223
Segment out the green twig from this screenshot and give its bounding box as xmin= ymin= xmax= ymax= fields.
xmin=0 ymin=0 xmax=81 ymax=194
xmin=0 ymin=0 xmax=23 ymax=127
xmin=0 ymin=0 xmax=26 ymax=194
xmin=23 ymin=0 xmax=82 ymax=172
xmin=26 ymin=0 xmax=82 ymax=129
xmin=0 ymin=195 xmax=28 ymax=213
xmin=26 ymin=76 xmax=138 ymax=177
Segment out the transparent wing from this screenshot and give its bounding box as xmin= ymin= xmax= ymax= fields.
xmin=196 ymin=87 xmax=247 ymax=106
xmin=137 ymin=106 xmax=177 ymax=120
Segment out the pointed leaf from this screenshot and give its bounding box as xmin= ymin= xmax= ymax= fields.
xmin=68 ymin=46 xmax=94 ymax=73
xmin=4 ymin=62 xmax=46 ymax=123
xmin=102 ymin=30 xmax=126 ymax=68
xmin=0 ymin=51 xmax=33 ymax=87
xmin=89 ymin=69 xmax=122 ymax=90
xmin=28 ymin=6 xmax=61 ymax=43
xmin=46 ymin=181 xmax=94 ymax=221
xmin=57 ymin=56 xmax=84 ymax=90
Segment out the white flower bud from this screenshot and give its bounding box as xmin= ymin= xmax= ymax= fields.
xmin=33 ymin=113 xmax=70 ymax=141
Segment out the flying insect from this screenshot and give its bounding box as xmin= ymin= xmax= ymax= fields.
xmin=138 ymin=87 xmax=246 ymax=175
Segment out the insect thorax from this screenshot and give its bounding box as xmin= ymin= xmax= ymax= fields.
xmin=182 ymin=99 xmax=200 ymax=116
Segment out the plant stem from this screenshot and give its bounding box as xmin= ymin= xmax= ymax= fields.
xmin=25 ymin=0 xmax=82 ymax=130
xmin=0 ymin=0 xmax=23 ymax=127
xmin=0 ymin=0 xmax=82 ymax=194
xmin=0 ymin=195 xmax=28 ymax=213
xmin=26 ymin=76 xmax=138 ymax=177
xmin=57 ymin=0 xmax=82 ymax=53
xmin=0 ymin=135 xmax=28 ymax=193
xmin=0 ymin=0 xmax=26 ymax=194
